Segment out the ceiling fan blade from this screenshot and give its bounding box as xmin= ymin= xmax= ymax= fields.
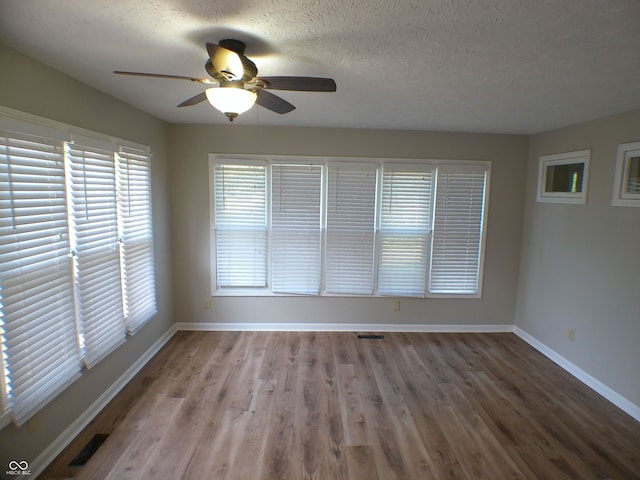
xmin=255 ymin=89 xmax=296 ymax=114
xmin=206 ymin=43 xmax=244 ymax=80
xmin=258 ymin=76 xmax=336 ymax=92
xmin=177 ymin=92 xmax=208 ymax=107
xmin=113 ymin=70 xmax=214 ymax=84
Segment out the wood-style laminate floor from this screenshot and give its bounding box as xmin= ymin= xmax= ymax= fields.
xmin=41 ymin=331 xmax=640 ymax=479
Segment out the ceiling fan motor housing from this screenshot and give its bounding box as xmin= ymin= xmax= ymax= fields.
xmin=205 ymin=39 xmax=258 ymax=82
xmin=218 ymin=39 xmax=246 ymax=55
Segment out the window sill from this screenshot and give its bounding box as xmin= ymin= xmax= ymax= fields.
xmin=212 ymin=290 xmax=481 ymax=299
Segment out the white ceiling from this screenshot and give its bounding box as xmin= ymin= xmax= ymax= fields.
xmin=1 ymin=0 xmax=640 ymax=134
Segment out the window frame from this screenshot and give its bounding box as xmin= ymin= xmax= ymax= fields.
xmin=209 ymin=154 xmax=490 ymax=299
xmin=612 ymin=141 xmax=640 ymax=207
xmin=537 ymin=149 xmax=591 ymax=205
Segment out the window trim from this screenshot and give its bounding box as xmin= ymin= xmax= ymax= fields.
xmin=612 ymin=141 xmax=640 ymax=207
xmin=0 ymin=106 xmax=149 ymax=153
xmin=209 ymin=154 xmax=490 ymax=299
xmin=536 ymin=149 xmax=591 ymax=205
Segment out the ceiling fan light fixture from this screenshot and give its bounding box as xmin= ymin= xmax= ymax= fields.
xmin=115 ymin=39 xmax=336 ymax=118
xmin=205 ymin=87 xmax=257 ymax=121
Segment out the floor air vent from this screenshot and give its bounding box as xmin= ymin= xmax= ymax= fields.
xmin=68 ymin=433 xmax=110 ymax=466
xmin=357 ymin=334 xmax=385 ymax=340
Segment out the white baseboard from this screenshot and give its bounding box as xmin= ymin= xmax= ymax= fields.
xmin=513 ymin=326 xmax=640 ymax=422
xmin=175 ymin=321 xmax=514 ymax=333
xmin=31 ymin=325 xmax=178 ymax=478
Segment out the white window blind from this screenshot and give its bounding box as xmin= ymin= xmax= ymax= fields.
xmin=213 ymin=162 xmax=267 ymax=288
xmin=0 ymin=131 xmax=81 ymax=426
xmin=209 ymin=155 xmax=489 ymax=299
xmin=325 ymin=163 xmax=377 ymax=294
xmin=0 ymin=108 xmax=156 ymax=427
xmin=429 ymin=165 xmax=488 ymax=295
xmin=66 ymin=142 xmax=126 ymax=368
xmin=377 ymin=166 xmax=434 ymax=296
xmin=271 ymin=164 xmax=322 ymax=294
xmin=117 ymin=148 xmax=157 ymax=333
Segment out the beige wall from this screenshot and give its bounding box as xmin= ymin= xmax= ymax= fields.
xmin=516 ymin=108 xmax=640 ymax=406
xmin=169 ymin=125 xmax=528 ymax=327
xmin=0 ymin=45 xmax=173 ymax=469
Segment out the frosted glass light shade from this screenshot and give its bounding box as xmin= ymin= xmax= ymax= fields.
xmin=206 ymin=87 xmax=257 ymax=116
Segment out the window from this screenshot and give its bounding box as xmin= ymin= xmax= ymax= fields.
xmin=66 ymin=141 xmax=127 ymax=368
xmin=210 ymin=155 xmax=490 ymax=299
xmin=377 ymin=165 xmax=434 ymax=296
xmin=117 ymin=148 xmax=158 ymax=332
xmin=537 ymin=149 xmax=590 ymax=204
xmin=612 ymin=141 xmax=640 ymax=207
xmin=271 ymin=163 xmax=323 ymax=294
xmin=430 ymin=164 xmax=488 ymax=295
xmin=325 ymin=162 xmax=377 ymax=295
xmin=211 ymin=161 xmax=267 ymax=288
xmin=0 ymin=109 xmax=156 ymax=426
xmin=0 ymin=132 xmax=81 ymax=426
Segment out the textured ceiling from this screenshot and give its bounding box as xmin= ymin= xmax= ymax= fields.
xmin=1 ymin=0 xmax=640 ymax=134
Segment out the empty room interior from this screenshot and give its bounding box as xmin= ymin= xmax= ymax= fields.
xmin=1 ymin=1 xmax=639 ymax=479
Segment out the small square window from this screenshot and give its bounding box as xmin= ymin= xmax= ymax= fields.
xmin=537 ymin=149 xmax=590 ymax=204
xmin=612 ymin=141 xmax=640 ymax=207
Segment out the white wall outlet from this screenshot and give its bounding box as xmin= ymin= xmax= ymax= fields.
xmin=204 ymin=297 xmax=212 ymax=310
xmin=567 ymin=328 xmax=575 ymax=341
xmin=393 ymin=300 xmax=400 ymax=311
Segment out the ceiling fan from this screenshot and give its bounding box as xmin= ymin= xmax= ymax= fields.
xmin=114 ymin=39 xmax=337 ymax=121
